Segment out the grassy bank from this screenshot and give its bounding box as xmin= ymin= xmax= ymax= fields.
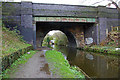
xmin=2 ymin=27 xmax=31 ymax=57
xmin=45 ymin=50 xmax=85 ymax=78
xmin=1 ymin=50 xmax=36 ymax=78
xmin=78 ymin=45 xmax=120 ymax=55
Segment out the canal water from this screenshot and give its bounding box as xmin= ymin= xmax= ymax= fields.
xmin=51 ymin=45 xmax=119 ymax=78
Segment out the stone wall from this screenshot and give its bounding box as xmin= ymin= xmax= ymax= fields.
xmin=84 ymin=24 xmax=98 ymax=44
xmin=2 ymin=46 xmax=33 ymax=71
xmin=68 ymin=26 xmax=85 ymax=47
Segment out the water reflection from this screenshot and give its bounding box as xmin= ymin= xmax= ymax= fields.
xmin=86 ymin=54 xmax=94 ymax=60
xmin=52 ymin=45 xmax=119 ymax=78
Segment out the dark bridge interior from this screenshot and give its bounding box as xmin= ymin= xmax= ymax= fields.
xmin=36 ymin=22 xmax=95 ymax=48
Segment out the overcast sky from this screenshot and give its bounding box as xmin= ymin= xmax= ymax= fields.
xmin=12 ymin=0 xmax=120 ymax=8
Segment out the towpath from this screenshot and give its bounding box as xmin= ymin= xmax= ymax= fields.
xmin=9 ymin=49 xmax=59 ymax=78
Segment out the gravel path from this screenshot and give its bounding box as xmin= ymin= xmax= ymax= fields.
xmin=10 ymin=50 xmax=57 ymax=78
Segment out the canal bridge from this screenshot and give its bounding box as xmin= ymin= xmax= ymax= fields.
xmin=2 ymin=2 xmax=120 ymax=48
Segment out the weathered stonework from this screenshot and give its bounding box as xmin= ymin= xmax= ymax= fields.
xmin=69 ymin=26 xmax=85 ymax=47
xmin=2 ymin=2 xmax=120 ymax=48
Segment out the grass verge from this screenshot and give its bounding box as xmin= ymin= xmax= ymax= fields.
xmin=45 ymin=50 xmax=85 ymax=79
xmin=79 ymin=45 xmax=120 ymax=55
xmin=2 ymin=27 xmax=31 ymax=57
xmin=1 ymin=50 xmax=36 ymax=79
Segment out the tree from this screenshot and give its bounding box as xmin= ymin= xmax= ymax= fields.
xmin=42 ymin=34 xmax=53 ymax=47
xmin=90 ymin=0 xmax=120 ymax=11
xmin=52 ymin=31 xmax=68 ymax=46
xmin=107 ymin=0 xmax=120 ymax=11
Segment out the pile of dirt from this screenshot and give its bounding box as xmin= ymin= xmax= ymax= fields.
xmin=100 ymin=31 xmax=120 ymax=47
xmin=108 ymin=31 xmax=120 ymax=41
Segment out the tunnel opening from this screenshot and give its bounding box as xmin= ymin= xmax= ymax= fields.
xmin=42 ymin=30 xmax=69 ymax=47
xmin=36 ymin=22 xmax=95 ymax=48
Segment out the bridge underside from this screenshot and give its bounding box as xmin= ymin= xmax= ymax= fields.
xmin=36 ymin=22 xmax=96 ymax=48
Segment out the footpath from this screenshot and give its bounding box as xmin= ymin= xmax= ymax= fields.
xmin=9 ymin=50 xmax=59 ymax=78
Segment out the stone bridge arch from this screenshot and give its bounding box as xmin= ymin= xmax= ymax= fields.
xmin=33 ymin=17 xmax=97 ymax=49
xmin=36 ymin=22 xmax=78 ymax=48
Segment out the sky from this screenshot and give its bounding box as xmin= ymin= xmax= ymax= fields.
xmin=10 ymin=0 xmax=120 ymax=8
xmin=48 ymin=30 xmax=60 ymax=35
xmin=48 ymin=30 xmax=64 ymax=35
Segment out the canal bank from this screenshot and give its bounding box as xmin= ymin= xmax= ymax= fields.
xmin=45 ymin=50 xmax=85 ymax=78
xmin=77 ymin=46 xmax=120 ymax=56
xmin=52 ymin=45 xmax=119 ymax=78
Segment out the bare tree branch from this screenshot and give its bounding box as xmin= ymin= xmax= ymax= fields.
xmin=90 ymin=0 xmax=120 ymax=11
xmin=91 ymin=0 xmax=106 ymax=5
xmin=107 ymin=0 xmax=120 ymax=11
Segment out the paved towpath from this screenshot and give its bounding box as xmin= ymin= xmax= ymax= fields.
xmin=10 ymin=49 xmax=59 ymax=78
